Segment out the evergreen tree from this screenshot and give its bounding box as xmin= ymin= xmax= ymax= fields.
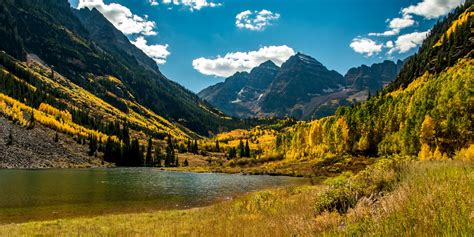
xmin=228 ymin=147 xmax=237 ymax=159
xmin=165 ymin=135 xmax=175 ymax=167
xmin=104 ymin=137 xmax=114 ymax=163
xmin=245 ymin=140 xmax=251 ymax=158
xmin=193 ymin=140 xmax=198 ymax=154
xmin=129 ymin=138 xmax=142 ymax=166
xmin=239 ymin=139 xmax=245 ymax=158
xmin=145 ymin=137 xmax=153 ymax=166
xmin=184 ymin=159 xmax=189 ymax=167
xmin=187 ymin=139 xmax=192 ymax=152
xmin=88 ymin=135 xmax=98 ymax=156
xmin=215 ymin=140 xmax=220 ymax=152
xmin=155 ymin=145 xmax=163 ymax=167
xmin=54 ymin=132 xmax=59 ymax=143
xmin=27 ymin=110 xmax=35 ymax=129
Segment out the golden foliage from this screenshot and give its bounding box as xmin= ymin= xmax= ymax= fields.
xmin=434 ymin=8 xmax=474 ymax=47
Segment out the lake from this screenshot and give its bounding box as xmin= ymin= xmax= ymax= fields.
xmin=0 ymin=168 xmax=307 ymax=223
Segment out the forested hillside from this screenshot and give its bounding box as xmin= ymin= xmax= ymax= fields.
xmin=271 ymin=1 xmax=473 ymax=163
xmin=0 ymin=0 xmax=231 ymax=137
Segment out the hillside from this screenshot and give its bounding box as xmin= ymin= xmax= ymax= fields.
xmin=199 ymin=54 xmax=403 ymax=119
xmin=0 ymin=0 xmax=230 ymax=137
xmin=0 ymin=0 xmax=257 ymax=167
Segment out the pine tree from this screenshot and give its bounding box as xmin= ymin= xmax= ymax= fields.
xmin=215 ymin=140 xmax=220 ymax=152
xmin=155 ymin=145 xmax=163 ymax=167
xmin=27 ymin=110 xmax=35 ymax=129
xmin=184 ymin=159 xmax=189 ymax=167
xmin=88 ymin=135 xmax=97 ymax=156
xmin=54 ymin=132 xmax=59 ymax=143
xmin=193 ymin=140 xmax=198 ymax=154
xmin=239 ymin=139 xmax=245 ymax=158
xmin=245 ymin=140 xmax=251 ymax=158
xmin=145 ymin=138 xmax=153 ymax=166
xmin=187 ymin=139 xmax=192 ymax=152
xmin=165 ymin=135 xmax=175 ymax=167
xmin=104 ymin=137 xmax=114 ymax=163
xmin=228 ymin=147 xmax=237 ymax=159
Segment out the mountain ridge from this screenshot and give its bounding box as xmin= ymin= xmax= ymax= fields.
xmin=199 ymin=53 xmax=403 ymax=119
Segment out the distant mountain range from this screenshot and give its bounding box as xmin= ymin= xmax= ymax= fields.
xmin=198 ymin=53 xmax=404 ymax=119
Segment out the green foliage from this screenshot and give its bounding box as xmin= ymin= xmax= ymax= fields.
xmin=314 ymin=158 xmax=403 ymax=214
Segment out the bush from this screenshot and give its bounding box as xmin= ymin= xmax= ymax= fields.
xmin=314 ymin=158 xmax=406 ymax=214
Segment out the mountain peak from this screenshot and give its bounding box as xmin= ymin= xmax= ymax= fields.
xmin=285 ymin=53 xmax=324 ymax=67
xmin=259 ymin=60 xmax=278 ymax=68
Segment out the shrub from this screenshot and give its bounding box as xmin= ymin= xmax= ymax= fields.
xmin=315 ymin=158 xmax=406 ymax=214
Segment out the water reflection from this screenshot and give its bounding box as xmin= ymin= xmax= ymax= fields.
xmin=0 ymin=168 xmax=306 ymax=223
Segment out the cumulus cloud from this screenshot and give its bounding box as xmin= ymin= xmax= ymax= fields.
xmin=349 ymin=38 xmax=383 ymax=57
xmin=192 ymin=45 xmax=295 ymax=77
xmin=388 ymin=31 xmax=430 ymax=54
xmin=78 ymin=0 xmax=157 ymax=36
xmin=131 ymin=37 xmax=170 ymax=65
xmin=389 ymin=15 xmax=416 ymax=29
xmin=160 ymin=0 xmax=222 ymax=10
xmin=369 ymin=15 xmax=415 ymax=37
xmin=236 ymin=10 xmax=280 ymax=31
xmin=402 ymin=0 xmax=465 ymax=19
xmin=149 ymin=0 xmax=159 ymax=6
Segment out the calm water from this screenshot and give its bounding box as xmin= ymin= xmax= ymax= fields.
xmin=0 ymin=168 xmax=307 ymax=223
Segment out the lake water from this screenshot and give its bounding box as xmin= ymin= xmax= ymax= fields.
xmin=0 ymin=168 xmax=307 ymax=223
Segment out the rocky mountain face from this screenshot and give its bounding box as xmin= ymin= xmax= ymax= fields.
xmin=0 ymin=0 xmax=230 ymax=135
xmin=198 ymin=60 xmax=279 ymax=117
xmin=199 ymin=53 xmax=403 ymax=119
xmin=345 ymin=60 xmax=404 ymax=93
xmin=259 ymin=53 xmax=345 ymax=118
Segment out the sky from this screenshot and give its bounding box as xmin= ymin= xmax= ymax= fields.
xmin=69 ymin=0 xmax=465 ymax=92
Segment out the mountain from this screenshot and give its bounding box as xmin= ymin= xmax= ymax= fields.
xmin=199 ymin=53 xmax=403 ymax=119
xmin=198 ymin=60 xmax=279 ymax=117
xmin=345 ymin=60 xmax=404 ymax=93
xmin=0 ymin=0 xmax=231 ymax=136
xmin=259 ymin=53 xmax=346 ymax=118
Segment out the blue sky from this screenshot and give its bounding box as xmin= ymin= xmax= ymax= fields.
xmin=69 ymin=0 xmax=464 ymax=92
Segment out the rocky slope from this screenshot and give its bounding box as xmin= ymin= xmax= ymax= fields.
xmin=0 ymin=117 xmax=109 ymax=168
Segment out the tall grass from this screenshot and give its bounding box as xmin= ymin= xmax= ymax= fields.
xmin=320 ymin=160 xmax=474 ymax=236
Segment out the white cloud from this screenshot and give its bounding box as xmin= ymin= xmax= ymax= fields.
xmin=349 ymin=38 xmax=383 ymax=57
xmin=149 ymin=0 xmax=159 ymax=6
xmin=389 ymin=15 xmax=415 ymax=30
xmin=192 ymin=45 xmax=295 ymax=77
xmin=369 ymin=29 xmax=400 ymax=37
xmin=131 ymin=36 xmax=170 ymax=65
xmin=385 ymin=41 xmax=394 ymax=48
xmin=402 ymin=0 xmax=465 ymax=19
xmin=78 ymin=0 xmax=157 ymax=36
xmin=369 ymin=15 xmax=415 ymax=37
xmin=388 ymin=31 xmax=430 ymax=54
xmin=161 ymin=0 xmax=222 ymax=10
xmin=236 ymin=10 xmax=280 ymax=31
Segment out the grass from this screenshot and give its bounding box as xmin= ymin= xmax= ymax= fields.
xmin=0 ymin=159 xmax=472 ymax=236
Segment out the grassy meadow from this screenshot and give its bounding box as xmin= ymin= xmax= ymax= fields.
xmin=0 ymin=159 xmax=471 ymax=236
